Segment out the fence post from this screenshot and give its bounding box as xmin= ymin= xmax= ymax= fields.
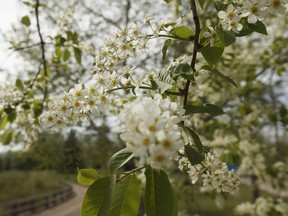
xmin=0 ymin=182 xmax=74 ymax=216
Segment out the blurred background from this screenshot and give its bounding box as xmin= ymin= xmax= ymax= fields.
xmin=0 ymin=0 xmax=288 ymax=216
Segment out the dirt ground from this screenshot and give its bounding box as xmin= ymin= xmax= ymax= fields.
xmin=33 ymin=183 xmax=86 ymax=216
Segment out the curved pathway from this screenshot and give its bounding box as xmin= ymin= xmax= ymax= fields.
xmin=33 ymin=183 xmax=86 ymax=216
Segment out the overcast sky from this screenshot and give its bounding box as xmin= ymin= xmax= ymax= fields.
xmin=0 ymin=1 xmax=22 ymax=152
xmin=0 ymin=0 xmax=22 ymax=83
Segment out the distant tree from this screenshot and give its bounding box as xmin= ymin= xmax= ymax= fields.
xmin=62 ymin=129 xmax=84 ymax=173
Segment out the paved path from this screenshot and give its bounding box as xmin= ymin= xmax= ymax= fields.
xmin=33 ymin=183 xmax=87 ymax=216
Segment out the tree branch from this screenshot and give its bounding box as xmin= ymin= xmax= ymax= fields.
xmin=183 ymin=0 xmax=201 ymax=107
xmin=35 ymin=0 xmax=48 ymax=104
xmin=79 ymin=1 xmax=121 ymax=29
xmin=124 ymin=0 xmax=131 ymax=29
xmin=10 ymin=42 xmax=42 ymax=51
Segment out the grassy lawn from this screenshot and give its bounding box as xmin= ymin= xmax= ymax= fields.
xmin=0 ymin=170 xmax=65 ymax=202
xmin=178 ymin=183 xmax=271 ymax=216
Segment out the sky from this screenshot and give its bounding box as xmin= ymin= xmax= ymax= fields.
xmin=0 ymin=0 xmax=22 ymax=152
xmin=0 ymin=0 xmax=22 ymax=83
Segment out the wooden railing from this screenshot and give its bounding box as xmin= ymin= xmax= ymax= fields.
xmin=0 ymin=182 xmax=74 ymax=216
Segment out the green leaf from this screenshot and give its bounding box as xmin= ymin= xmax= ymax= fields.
xmin=21 ymin=16 xmax=31 ymax=27
xmin=109 ymin=148 xmax=133 ymax=176
xmin=0 ymin=113 xmax=8 ymax=130
xmin=184 ymin=103 xmax=224 ymax=116
xmin=162 ymin=39 xmax=172 ymax=62
xmin=66 ymin=31 xmax=78 ymax=42
xmin=144 ymin=166 xmax=177 ymax=216
xmin=214 ymin=1 xmax=227 ymax=11
xmin=74 ymin=47 xmax=82 ymax=65
xmin=81 ymin=176 xmax=115 ymax=216
xmin=37 ymin=3 xmax=47 ymax=7
xmin=197 ymin=0 xmax=206 ymax=9
xmin=4 ymin=106 xmax=17 ymax=123
xmin=16 ymin=79 xmax=24 ymax=91
xmin=40 ymin=68 xmax=51 ymax=77
xmin=236 ymin=19 xmax=254 ymax=37
xmin=33 ymin=99 xmax=43 ymax=118
xmin=22 ymin=1 xmax=32 ymax=6
xmin=45 ymin=68 xmax=52 ymax=78
xmin=63 ymin=49 xmax=71 ymax=61
xmin=77 ymin=168 xmax=100 ymax=187
xmin=236 ymin=19 xmax=267 ymax=37
xmin=200 ymin=42 xmax=224 ymax=67
xmin=26 ymin=90 xmax=34 ymax=98
xmin=54 ymin=35 xmax=66 ymax=46
xmin=170 ymin=26 xmax=194 ymax=39
xmin=164 ymin=0 xmax=173 ymax=4
xmin=248 ymin=20 xmax=267 ymax=35
xmin=150 ymin=80 xmax=158 ymax=90
xmin=170 ymin=63 xmax=194 ymax=80
xmin=184 ymin=144 xmax=205 ymax=165
xmin=155 ymin=70 xmax=175 ymax=94
xmin=179 ymin=125 xmax=203 ymax=153
xmin=55 ymin=46 xmax=63 ymax=59
xmin=215 ymin=26 xmax=236 ymax=47
xmin=22 ymin=103 xmax=30 ymax=110
xmin=108 ymin=174 xmax=140 ymax=216
xmin=163 ymin=22 xmax=176 ymax=28
xmin=202 ymin=65 xmax=237 ymax=87
xmin=171 ymin=184 xmax=178 ymax=216
xmin=1 ymin=129 xmax=14 ymax=145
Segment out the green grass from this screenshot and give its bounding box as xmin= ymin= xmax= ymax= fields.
xmin=0 ymin=170 xmax=65 ymax=202
xmin=178 ymin=183 xmax=271 ymax=216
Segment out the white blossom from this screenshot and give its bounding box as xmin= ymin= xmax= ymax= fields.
xmin=178 ymin=152 xmax=240 ymax=194
xmin=119 ymin=94 xmax=184 ymax=169
xmin=203 ymin=27 xmax=218 ymax=47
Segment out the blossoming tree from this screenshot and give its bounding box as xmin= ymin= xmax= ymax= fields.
xmin=1 ymin=0 xmax=288 ymax=215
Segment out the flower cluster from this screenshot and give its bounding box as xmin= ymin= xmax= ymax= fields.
xmin=0 ymin=83 xmax=22 ymax=107
xmin=63 ymin=40 xmax=94 ymax=56
xmin=41 ymin=25 xmax=155 ymax=129
xmin=178 ymin=152 xmax=240 ymax=194
xmin=41 ymin=81 xmax=112 ymax=128
xmin=144 ymin=16 xmax=181 ymax=37
xmin=56 ymin=6 xmax=75 ymax=32
xmin=92 ymin=25 xmax=148 ymax=73
xmin=119 ymin=94 xmax=184 ymax=169
xmin=218 ymin=0 xmax=287 ymax=33
xmin=234 ymin=197 xmax=288 ymax=216
xmin=237 ymin=140 xmax=266 ymax=178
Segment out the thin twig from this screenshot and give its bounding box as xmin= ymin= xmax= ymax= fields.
xmin=105 ymin=85 xmax=184 ymax=96
xmin=10 ymin=42 xmax=42 ymax=51
xmin=11 ymin=41 xmax=85 ymax=51
xmin=183 ymin=0 xmax=201 ymax=107
xmin=118 ymin=166 xmax=145 ymax=182
xmin=147 ymin=34 xmax=193 ymax=41
xmin=79 ymin=1 xmax=121 ymax=29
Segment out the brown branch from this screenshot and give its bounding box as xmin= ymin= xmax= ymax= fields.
xmin=124 ymin=0 xmax=131 ymax=29
xmin=183 ymin=0 xmax=201 ymax=107
xmin=15 ymin=13 xmax=50 ymax=105
xmin=10 ymin=42 xmax=42 ymax=51
xmin=255 ymin=67 xmax=268 ymax=78
xmin=11 ymin=41 xmax=85 ymax=52
xmin=35 ymin=0 xmax=48 ymax=104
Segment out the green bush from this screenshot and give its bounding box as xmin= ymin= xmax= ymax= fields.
xmin=0 ymin=170 xmax=63 ymax=201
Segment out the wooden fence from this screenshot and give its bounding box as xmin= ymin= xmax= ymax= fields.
xmin=0 ymin=182 xmax=74 ymax=216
